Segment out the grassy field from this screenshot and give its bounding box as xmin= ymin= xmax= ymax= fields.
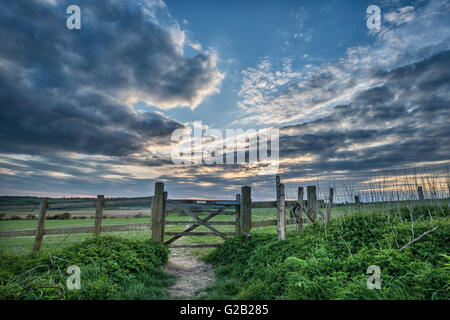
xmin=1 ymin=201 xmax=448 ymax=300
xmin=0 ymin=237 xmax=175 ymax=300
xmin=0 ymin=207 xmax=292 ymax=254
xmin=203 ymin=205 xmax=450 ymax=300
xmin=2 ymin=200 xmax=447 ymax=255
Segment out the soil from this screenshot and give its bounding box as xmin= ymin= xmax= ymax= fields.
xmin=163 ymin=248 xmax=215 ymax=299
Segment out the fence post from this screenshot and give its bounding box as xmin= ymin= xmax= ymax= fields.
xmin=417 ymin=186 xmax=425 ymax=202
xmin=240 ymin=186 xmax=252 ymax=234
xmin=163 ymin=191 xmax=168 ymax=217
xmin=355 ymin=195 xmax=361 ymax=211
xmin=307 ymin=186 xmax=317 ymax=220
xmin=277 ymin=183 xmax=286 ymax=240
xmin=326 ymin=188 xmax=334 ymax=222
xmin=93 ymin=195 xmax=104 ymax=239
xmin=32 ymin=198 xmax=48 ymax=253
xmin=151 ymin=182 xmax=165 ymax=243
xmin=296 ymin=187 xmax=304 ymax=232
xmin=276 ymin=175 xmax=281 ymax=198
xmin=447 ymin=180 xmax=450 ymax=199
xmin=235 ymin=194 xmax=241 ymax=235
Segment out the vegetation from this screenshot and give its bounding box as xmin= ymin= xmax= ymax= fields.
xmin=203 ymin=205 xmax=449 ymax=300
xmin=0 ymin=237 xmax=175 ymax=300
xmin=0 ymin=210 xmax=276 ymax=254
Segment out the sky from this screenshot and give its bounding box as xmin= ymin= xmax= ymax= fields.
xmin=0 ymin=0 xmax=449 ymax=200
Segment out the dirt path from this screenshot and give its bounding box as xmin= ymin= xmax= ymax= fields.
xmin=163 ymin=248 xmax=215 ymax=299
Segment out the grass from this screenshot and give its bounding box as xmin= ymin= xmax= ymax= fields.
xmin=0 ymin=202 xmax=443 ymax=254
xmin=0 ymin=237 xmax=175 ymax=300
xmin=0 ymin=207 xmax=287 ymax=254
xmin=201 ymin=204 xmax=450 ymax=300
xmin=1 ymin=201 xmax=449 ymax=300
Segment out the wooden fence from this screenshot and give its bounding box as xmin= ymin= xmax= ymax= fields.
xmin=0 ymin=177 xmax=431 ymax=252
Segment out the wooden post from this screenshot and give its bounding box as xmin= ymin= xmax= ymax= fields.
xmin=93 ymin=195 xmax=104 ymax=238
xmin=276 ymin=175 xmax=281 ymax=198
xmin=32 ymin=198 xmax=48 ymax=253
xmin=355 ymin=195 xmax=360 ymax=211
xmin=296 ymin=187 xmax=304 ymax=232
xmin=418 ymin=186 xmax=425 ymax=202
xmin=235 ymin=194 xmax=241 ymax=235
xmin=447 ymin=182 xmax=450 ymax=199
xmin=326 ymin=188 xmax=334 ymax=222
xmin=163 ymin=191 xmax=168 ymax=216
xmin=277 ymin=183 xmax=286 ymax=240
xmin=162 ymin=191 xmax=168 ymax=239
xmin=151 ymin=182 xmax=165 ymax=243
xmin=240 ymin=186 xmax=252 ymax=234
xmin=307 ymin=186 xmax=317 ymax=220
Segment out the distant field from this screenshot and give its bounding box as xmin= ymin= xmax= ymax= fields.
xmin=2 ymin=198 xmax=447 ymax=255
xmin=0 ymin=207 xmax=293 ymax=254
xmin=0 ymin=209 xmax=150 ymax=219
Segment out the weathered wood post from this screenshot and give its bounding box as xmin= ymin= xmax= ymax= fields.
xmin=162 ymin=191 xmax=168 ymax=234
xmin=151 ymin=182 xmax=165 ymax=243
xmin=235 ymin=194 xmax=241 ymax=235
xmin=307 ymin=186 xmax=317 ymax=221
xmin=417 ymin=186 xmax=425 ymax=202
xmin=296 ymin=187 xmax=304 ymax=232
xmin=276 ymin=175 xmax=281 ymax=198
xmin=326 ymin=188 xmax=334 ymax=223
xmin=93 ymin=195 xmax=105 ymax=239
xmin=33 ymin=198 xmax=48 ymax=253
xmin=355 ymin=195 xmax=361 ymax=211
xmin=277 ymin=183 xmax=286 ymax=240
xmin=240 ymin=186 xmax=252 ymax=234
xmin=447 ymin=182 xmax=450 ymax=199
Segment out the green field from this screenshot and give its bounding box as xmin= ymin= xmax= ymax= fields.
xmin=1 ymin=201 xmax=447 ymax=255
xmin=203 ymin=205 xmax=450 ymax=300
xmin=0 ymin=207 xmax=291 ymax=254
xmin=0 ymin=202 xmax=448 ymax=300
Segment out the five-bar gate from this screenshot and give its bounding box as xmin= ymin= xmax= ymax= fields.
xmin=151 ymin=182 xmax=251 ymax=248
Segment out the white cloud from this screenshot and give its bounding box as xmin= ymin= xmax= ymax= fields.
xmin=189 ymin=42 xmax=203 ymax=51
xmin=236 ymin=0 xmax=450 ymax=126
xmin=384 ymin=6 xmax=415 ymax=26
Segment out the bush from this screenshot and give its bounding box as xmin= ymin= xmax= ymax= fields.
xmin=0 ymin=237 xmax=174 ymax=300
xmin=204 ymin=206 xmax=449 ymax=300
xmin=50 ymin=212 xmax=71 ymax=220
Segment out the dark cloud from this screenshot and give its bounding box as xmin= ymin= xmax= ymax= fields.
xmin=0 ymin=0 xmax=224 ymax=156
xmin=279 ymin=50 xmax=450 ymax=174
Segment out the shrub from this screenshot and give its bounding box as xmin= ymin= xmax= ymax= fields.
xmin=50 ymin=212 xmax=71 ymax=220
xmin=0 ymin=237 xmax=174 ymax=300
xmin=204 ymin=207 xmax=449 ymax=300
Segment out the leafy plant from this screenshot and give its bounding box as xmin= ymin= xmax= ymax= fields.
xmin=0 ymin=236 xmax=175 ymax=300
xmin=204 ymin=206 xmax=449 ymax=300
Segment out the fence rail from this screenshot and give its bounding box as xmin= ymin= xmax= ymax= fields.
xmin=1 ymin=177 xmax=434 ymax=252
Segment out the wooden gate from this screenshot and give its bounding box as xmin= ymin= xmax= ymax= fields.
xmin=151 ymin=182 xmax=250 ymax=248
xmin=165 ymin=200 xmax=240 ymax=248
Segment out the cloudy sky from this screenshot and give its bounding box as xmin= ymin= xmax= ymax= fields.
xmin=0 ymin=0 xmax=449 ymax=200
